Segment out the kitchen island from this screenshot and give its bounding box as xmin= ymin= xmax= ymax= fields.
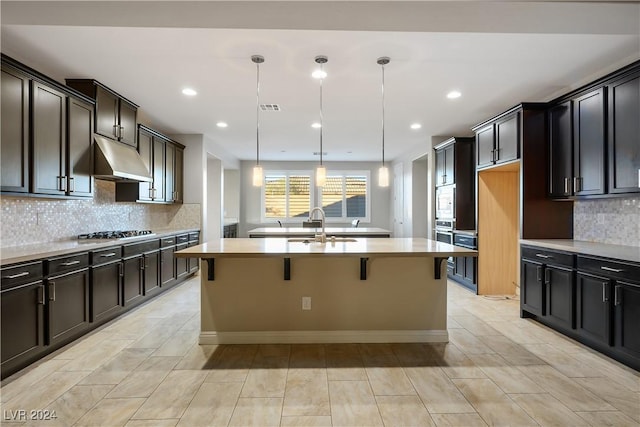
xmin=175 ymin=238 xmax=476 ymax=344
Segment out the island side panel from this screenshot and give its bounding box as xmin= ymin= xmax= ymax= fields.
xmin=199 ymin=256 xmax=448 ymax=344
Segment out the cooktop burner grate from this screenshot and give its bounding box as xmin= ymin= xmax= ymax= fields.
xmin=78 ymin=230 xmax=153 ymax=240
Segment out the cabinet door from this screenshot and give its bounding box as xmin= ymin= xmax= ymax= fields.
xmin=574 ymin=88 xmax=606 ymax=196
xmin=1 ymin=67 xmax=30 ymax=193
xmin=165 ymin=142 xmax=175 ymax=202
xmin=90 ymin=262 xmax=122 ymax=323
xmin=545 ymin=265 xmax=574 ymax=330
xmin=608 ymin=71 xmax=640 ymax=194
xmin=576 ymin=272 xmax=611 ymax=347
xmin=174 ymin=146 xmax=184 ymax=203
xmin=454 ymin=256 xmax=465 ymax=280
xmin=32 ymin=82 xmax=66 ymax=195
xmin=143 ymin=251 xmax=160 ymax=297
xmin=614 ymin=281 xmax=640 ymax=361
xmin=476 ymin=124 xmax=495 ymax=168
xmin=138 ymin=130 xmax=153 ymax=201
xmin=495 ymin=112 xmax=519 ymax=164
xmin=1 ymin=281 xmax=45 ymax=377
xmin=67 ymin=98 xmax=94 ymax=197
xmin=444 ymin=145 xmax=455 ymax=185
xmin=118 ymin=100 xmax=137 ymax=147
xmin=176 ymin=243 xmax=189 ymax=279
xmin=47 ymin=269 xmax=90 ymax=346
xmin=95 ymin=86 xmax=118 ymax=140
xmin=152 ymin=137 xmax=165 ymax=201
xmin=521 ymin=259 xmax=544 ymax=316
xmin=464 ymin=256 xmax=476 ymax=284
xmin=160 ymin=247 xmax=175 ymax=287
xmin=123 ymin=256 xmax=144 ymax=307
xmin=435 ymin=148 xmax=446 ymax=187
xmin=548 ymin=101 xmax=573 ymax=198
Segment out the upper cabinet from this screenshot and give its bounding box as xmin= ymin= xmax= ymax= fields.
xmin=548 ymin=61 xmax=640 ymax=199
xmin=66 ymin=79 xmax=138 ymax=147
xmin=607 ymin=69 xmax=640 ymax=194
xmin=473 ymin=111 xmax=520 ymax=170
xmin=116 ymin=124 xmax=184 ymax=204
xmin=435 ymin=144 xmax=454 ymax=187
xmin=1 ymin=55 xmax=95 ymax=199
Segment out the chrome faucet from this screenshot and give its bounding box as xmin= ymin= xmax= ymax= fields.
xmin=309 ymin=207 xmax=326 ymax=243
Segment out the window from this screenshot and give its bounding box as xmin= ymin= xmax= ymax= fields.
xmin=320 ymin=172 xmax=370 ymax=221
xmin=263 ymin=172 xmax=312 ymax=220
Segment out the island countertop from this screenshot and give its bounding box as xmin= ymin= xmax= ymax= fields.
xmin=175 ymin=237 xmax=477 ymax=258
xmin=247 ymin=227 xmax=391 ymax=237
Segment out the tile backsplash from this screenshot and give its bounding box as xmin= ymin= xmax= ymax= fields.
xmin=1 ymin=181 xmax=201 ymax=248
xmin=574 ymin=196 xmax=640 ymax=247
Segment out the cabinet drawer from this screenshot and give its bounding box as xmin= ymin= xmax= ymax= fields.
xmin=161 ymin=236 xmax=176 ymax=247
xmin=454 ymin=234 xmax=477 ymax=248
xmin=47 ymin=253 xmax=89 ymax=275
xmin=521 ymin=246 xmax=574 ymax=268
xmin=91 ymin=247 xmax=122 ymax=266
xmin=122 ymin=239 xmax=160 ymax=257
xmin=176 ymin=234 xmax=189 ymax=244
xmin=189 ymin=232 xmax=200 ymax=242
xmin=577 ymin=256 xmax=640 ymax=283
xmin=1 ymin=261 xmax=44 ymax=290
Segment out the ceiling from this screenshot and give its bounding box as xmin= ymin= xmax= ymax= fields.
xmin=2 ymin=1 xmax=639 ymax=163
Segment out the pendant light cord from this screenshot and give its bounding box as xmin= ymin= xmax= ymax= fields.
xmin=381 ymin=61 xmax=385 ymax=167
xmin=319 ymin=62 xmax=324 ymax=167
xmin=256 ymin=60 xmax=261 ymax=166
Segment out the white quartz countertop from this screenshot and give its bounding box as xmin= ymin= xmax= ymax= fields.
xmin=175 ymin=237 xmax=477 ymax=258
xmin=520 ymin=239 xmax=640 ymax=264
xmin=247 ymin=227 xmax=391 ymax=236
xmin=1 ymin=228 xmax=200 ymax=266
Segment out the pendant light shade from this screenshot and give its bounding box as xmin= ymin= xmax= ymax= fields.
xmin=377 ymin=56 xmax=390 ymax=188
xmin=252 ymin=55 xmax=265 ymax=187
xmin=315 ymin=55 xmax=328 ymax=187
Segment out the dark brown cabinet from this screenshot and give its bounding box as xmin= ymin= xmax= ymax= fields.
xmin=435 ymin=145 xmax=454 ymax=187
xmin=122 ymin=256 xmax=144 ymax=306
xmin=188 ymin=232 xmax=200 ymax=273
xmin=614 ymin=281 xmax=640 ymax=362
xmin=576 ymin=272 xmax=611 ymax=347
xmin=152 ymin=135 xmax=166 ymax=201
xmin=90 ymin=247 xmax=123 ymax=324
xmin=1 ymin=65 xmax=30 ymax=193
xmin=545 ymin=265 xmax=575 ymax=331
xmin=548 ymin=101 xmax=573 ymax=198
xmin=573 ymin=88 xmax=606 ymax=196
xmin=607 ymin=70 xmax=640 ymax=194
xmin=32 ymin=81 xmax=67 ymax=196
xmin=521 ymin=258 xmax=545 ymax=317
xmin=160 ymin=247 xmax=176 ymax=287
xmin=450 ymin=233 xmax=477 ymax=292
xmin=474 ymin=112 xmax=519 ymax=170
xmin=66 ymin=80 xmax=138 ymax=147
xmin=165 ymin=142 xmax=175 ymax=202
xmin=67 ymin=98 xmax=94 ymax=197
xmin=174 ymin=146 xmax=184 ymax=203
xmin=47 ymin=267 xmax=90 ymax=347
xmin=143 ymin=250 xmax=161 ymax=297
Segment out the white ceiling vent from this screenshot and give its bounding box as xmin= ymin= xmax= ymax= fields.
xmin=260 ymin=104 xmax=281 ymax=111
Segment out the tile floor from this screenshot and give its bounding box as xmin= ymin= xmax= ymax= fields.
xmin=1 ymin=275 xmax=639 ymax=426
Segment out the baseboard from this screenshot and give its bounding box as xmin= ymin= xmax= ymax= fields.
xmin=199 ymin=329 xmax=449 ymax=344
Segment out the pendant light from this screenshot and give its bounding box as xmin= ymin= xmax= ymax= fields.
xmin=252 ymin=55 xmax=265 ymax=187
xmin=377 ymin=57 xmax=390 ymax=187
xmin=315 ymin=55 xmax=328 ymax=187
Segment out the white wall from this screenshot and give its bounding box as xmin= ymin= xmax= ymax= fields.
xmin=207 ymin=157 xmax=223 ymax=241
xmin=223 ymin=169 xmax=240 ymax=219
xmin=411 ymin=155 xmax=429 ymax=238
xmin=239 ymin=160 xmax=391 ymax=237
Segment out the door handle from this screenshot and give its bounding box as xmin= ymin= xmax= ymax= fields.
xmin=3 ymin=271 xmax=30 ymax=279
xmin=37 ymin=284 xmax=45 ymax=305
xmin=140 ymin=257 xmax=145 ymax=271
xmin=536 ymin=266 xmax=542 ymax=282
xmin=68 ymin=177 xmax=75 ymax=193
xmin=602 ymin=282 xmax=609 ymax=302
xmin=564 ymin=177 xmax=570 ymax=195
xmin=100 ymin=253 xmax=117 ymax=258
xmin=61 ymin=260 xmax=81 ymax=266
xmin=535 ymin=254 xmax=552 ymax=259
xmin=601 ymin=266 xmax=623 ymax=273
xmin=119 ymin=262 xmax=124 ymax=277
xmin=544 ymin=268 xmax=550 ymax=285
xmin=614 ymin=285 xmax=621 ymax=306
xmin=49 ymin=282 xmax=56 ymax=302
xmin=119 ymin=126 xmax=124 ymax=138
xmin=113 ymin=124 xmax=119 ymax=137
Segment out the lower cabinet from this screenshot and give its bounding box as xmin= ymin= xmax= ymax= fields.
xmin=176 ymin=243 xmax=189 ymax=280
xmin=521 ymin=245 xmax=640 ymax=371
xmin=448 ymin=234 xmax=477 ymax=293
xmin=47 ymin=268 xmax=90 ymax=347
xmin=90 ymin=261 xmax=122 ymax=323
xmin=160 ymin=246 xmax=176 ymax=287
xmin=122 ymin=256 xmax=144 ymax=307
xmin=144 ymin=250 xmax=161 ymax=297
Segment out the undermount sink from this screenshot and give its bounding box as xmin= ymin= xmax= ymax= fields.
xmin=287 ymin=237 xmax=358 ymax=243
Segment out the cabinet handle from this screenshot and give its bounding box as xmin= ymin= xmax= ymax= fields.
xmin=614 ymin=285 xmax=621 ymax=306
xmin=600 ymin=266 xmax=623 ymax=273
xmin=61 ymin=260 xmax=81 ymax=266
xmin=544 ymin=268 xmax=550 ymax=285
xmin=119 ymin=262 xmax=124 ymax=277
xmin=113 ymin=124 xmax=119 ymax=137
xmin=535 ymin=254 xmax=552 ymax=259
xmin=573 ymin=177 xmax=582 ymax=193
xmin=139 ymin=257 xmax=145 ymax=271
xmin=49 ymin=282 xmax=56 ymax=302
xmin=564 ymin=177 xmax=570 ymax=195
xmin=164 ymin=239 xmax=174 ymax=244
xmin=602 ymin=282 xmax=609 ymax=303
xmin=100 ymin=253 xmax=117 ymax=258
xmin=148 ymin=187 xmax=154 ymax=199
xmin=144 ymin=255 xmax=149 ymax=269
xmin=68 ymin=177 xmax=75 ymax=193
xmin=37 ymin=284 xmax=45 ymax=305
xmin=536 ymin=266 xmax=542 ymax=282
xmin=153 ymin=188 xmax=157 ymax=198
xmin=2 ymin=271 xmax=30 ymax=279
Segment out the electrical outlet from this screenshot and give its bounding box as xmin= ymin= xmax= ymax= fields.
xmin=302 ymin=297 xmax=311 ymax=310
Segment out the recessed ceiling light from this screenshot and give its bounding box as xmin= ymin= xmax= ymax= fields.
xmin=311 ymin=70 xmax=327 ymax=79
xmin=410 ymin=123 xmax=422 ymax=130
xmin=447 ymin=90 xmax=462 ymax=99
xmin=216 ymin=122 xmax=228 ymax=128
xmin=311 ymin=122 xmax=322 ymax=129
xmin=182 ymin=88 xmax=197 ymax=96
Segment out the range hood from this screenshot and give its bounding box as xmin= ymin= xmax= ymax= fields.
xmin=93 ymin=135 xmax=152 ymax=182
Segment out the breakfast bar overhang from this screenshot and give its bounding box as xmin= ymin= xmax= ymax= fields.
xmin=175 ymin=238 xmax=477 ymax=345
